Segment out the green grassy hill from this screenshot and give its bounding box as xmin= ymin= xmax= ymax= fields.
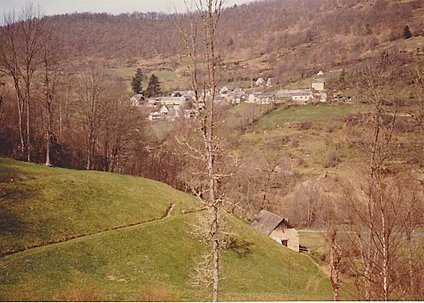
xmin=0 ymin=158 xmax=332 ymax=301
xmin=228 ymin=103 xmax=369 ymax=178
xmin=253 ymin=103 xmax=369 ymax=129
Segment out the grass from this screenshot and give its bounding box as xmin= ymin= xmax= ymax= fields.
xmin=228 ymin=102 xmax=370 ymax=179
xmin=299 ymin=230 xmax=327 ymax=256
xmin=0 ymin=158 xmax=333 ymax=301
xmin=228 ymin=103 xmax=277 ymax=119
xmin=248 ymin=103 xmax=369 ymax=175
xmin=253 ymin=103 xmax=369 ymax=129
xmin=0 ymin=157 xmax=196 ymax=255
xmin=282 ymin=77 xmax=314 ymax=89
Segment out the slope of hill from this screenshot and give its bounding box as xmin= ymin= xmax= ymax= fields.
xmin=43 ymin=0 xmax=423 ymax=82
xmin=0 ymin=158 xmax=333 ymax=301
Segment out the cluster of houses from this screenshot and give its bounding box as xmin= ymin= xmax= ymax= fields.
xmin=248 ymin=71 xmax=327 ymax=106
xmin=276 ymin=71 xmax=327 ymax=104
xmin=220 ymin=86 xmax=246 ymax=104
xmin=131 ymin=91 xmax=197 ymax=121
xmin=131 ymin=71 xmax=328 ymax=122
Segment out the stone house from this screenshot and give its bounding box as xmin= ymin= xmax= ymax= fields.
xmin=266 ymin=77 xmax=277 ymax=87
xmin=247 ymin=92 xmax=276 ymax=104
xmin=158 ymin=96 xmax=186 ymax=106
xmin=312 ymin=78 xmax=325 ymax=91
xmin=220 ymin=85 xmax=233 ymax=96
xmin=291 ymin=92 xmax=314 ymax=104
xmin=130 ymin=94 xmax=145 ymax=106
xmin=221 ymin=87 xmax=246 ymax=104
xmin=251 ymin=210 xmax=299 ymax=252
xmin=255 ymin=77 xmax=266 ymax=86
xmin=148 ymin=111 xmax=162 ymax=121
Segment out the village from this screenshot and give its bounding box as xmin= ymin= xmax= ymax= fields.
xmin=130 ymin=71 xmax=330 ymax=122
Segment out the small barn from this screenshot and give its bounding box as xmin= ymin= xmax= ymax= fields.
xmin=251 ymin=210 xmax=299 ymax=252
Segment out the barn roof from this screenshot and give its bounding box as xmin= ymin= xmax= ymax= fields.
xmin=251 ymin=210 xmax=288 ymax=236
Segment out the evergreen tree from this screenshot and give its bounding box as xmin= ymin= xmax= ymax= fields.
xmin=403 ymin=25 xmax=412 ymax=39
xmin=131 ymin=68 xmax=144 ymax=94
xmin=145 ymin=74 xmax=161 ymax=98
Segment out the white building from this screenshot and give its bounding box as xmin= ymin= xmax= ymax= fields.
xmin=130 ymin=94 xmax=145 ymax=106
xmin=248 ymin=92 xmax=276 ymax=104
xmin=255 ymin=77 xmax=266 ymax=86
xmin=291 ymin=92 xmax=314 ymax=104
xmin=312 ymin=78 xmax=325 ymax=91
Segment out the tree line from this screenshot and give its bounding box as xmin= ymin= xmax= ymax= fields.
xmin=0 ymin=6 xmax=173 ymax=179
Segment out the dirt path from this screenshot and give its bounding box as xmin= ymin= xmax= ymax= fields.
xmin=164 ymin=202 xmax=175 ymax=218
xmin=1 ymin=203 xmax=177 ymax=259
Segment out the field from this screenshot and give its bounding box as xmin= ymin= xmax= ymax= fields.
xmin=228 ymin=102 xmax=369 ymax=177
xmin=0 ymin=158 xmax=333 ymax=301
xmin=299 ymin=230 xmax=326 ymax=255
xmin=253 ymin=103 xmax=369 ymax=129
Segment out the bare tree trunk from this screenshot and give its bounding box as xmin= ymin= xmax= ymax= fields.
xmin=407 ymin=233 xmax=415 ymax=297
xmin=175 ymin=1 xmax=225 ymax=300
xmin=25 ymin=81 xmax=31 ymax=161
xmin=211 ymin=203 xmax=219 ymax=302
xmin=58 ymin=93 xmax=63 ymax=139
xmin=13 ymin=84 xmax=26 ymax=157
xmin=45 ymin=96 xmax=52 ymax=166
xmin=381 ymin=206 xmax=389 ymax=301
xmin=43 ymin=39 xmax=55 ymax=167
xmin=329 ymin=227 xmax=341 ymax=301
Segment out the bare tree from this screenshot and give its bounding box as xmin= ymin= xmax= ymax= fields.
xmin=42 ymin=30 xmax=59 ymax=166
xmin=99 ymin=80 xmax=142 ymax=173
xmin=0 ymin=5 xmax=45 ymax=161
xmin=0 ymin=75 xmax=5 ymax=130
xmin=341 ymin=52 xmax=424 ymax=300
xmin=76 ymin=66 xmax=108 ymax=170
xmin=397 ymin=173 xmax=424 ymax=300
xmin=328 ymin=226 xmax=342 ymax=301
xmin=174 ymin=0 xmax=226 ymax=301
xmin=410 ymin=59 xmax=424 ymax=143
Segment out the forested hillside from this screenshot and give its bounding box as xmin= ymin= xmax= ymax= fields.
xmin=47 ymin=0 xmax=424 ymax=80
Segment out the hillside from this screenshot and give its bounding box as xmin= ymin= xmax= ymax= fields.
xmin=0 ymin=158 xmax=333 ymax=301
xmin=43 ymin=0 xmax=424 ymax=83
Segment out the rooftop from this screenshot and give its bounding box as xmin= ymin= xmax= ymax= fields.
xmin=251 ymin=210 xmax=289 ymax=235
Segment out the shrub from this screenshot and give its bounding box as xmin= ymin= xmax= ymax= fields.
xmin=403 ymin=25 xmax=412 ymax=39
xmin=298 ymin=121 xmax=312 ymax=130
xmin=324 ymin=149 xmax=342 ymax=168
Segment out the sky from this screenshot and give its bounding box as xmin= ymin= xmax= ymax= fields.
xmin=0 ymin=0 xmax=256 ymax=16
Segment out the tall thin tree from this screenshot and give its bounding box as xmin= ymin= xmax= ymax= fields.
xmin=175 ymin=0 xmax=226 ymax=301
xmin=0 ymin=5 xmax=45 ymax=161
xmin=42 ymin=30 xmax=59 ymax=167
